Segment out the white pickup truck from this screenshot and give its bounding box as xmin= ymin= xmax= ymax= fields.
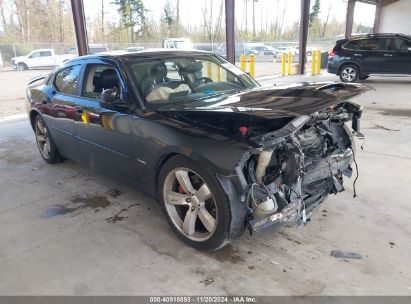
xmin=11 ymin=49 xmax=72 ymax=71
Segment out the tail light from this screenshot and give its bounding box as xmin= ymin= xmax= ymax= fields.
xmin=329 ymin=50 xmax=337 ymax=59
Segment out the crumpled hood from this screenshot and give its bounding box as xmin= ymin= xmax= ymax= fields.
xmin=158 ymin=82 xmax=371 ymax=119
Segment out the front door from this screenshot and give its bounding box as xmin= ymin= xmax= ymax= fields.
xmin=380 ymin=37 xmax=411 ymax=74
xmin=73 ymin=62 xmax=140 ymax=183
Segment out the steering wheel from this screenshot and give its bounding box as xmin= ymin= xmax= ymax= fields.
xmin=192 ymin=77 xmax=213 ymax=88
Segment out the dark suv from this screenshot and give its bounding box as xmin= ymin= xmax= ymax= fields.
xmin=328 ymin=33 xmax=411 ymax=82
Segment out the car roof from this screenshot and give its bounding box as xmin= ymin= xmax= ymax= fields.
xmin=68 ymin=49 xmax=214 ymax=64
xmin=347 ymin=33 xmax=410 ymax=40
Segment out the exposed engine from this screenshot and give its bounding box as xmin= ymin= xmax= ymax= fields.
xmin=239 ymin=103 xmax=362 ymax=232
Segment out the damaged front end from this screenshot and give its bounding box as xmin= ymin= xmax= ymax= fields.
xmin=237 ymin=100 xmax=363 ymax=233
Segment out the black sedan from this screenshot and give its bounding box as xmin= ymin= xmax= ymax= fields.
xmin=26 ymin=50 xmax=367 ymax=250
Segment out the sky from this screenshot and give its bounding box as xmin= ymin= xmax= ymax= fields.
xmin=83 ymin=0 xmax=376 ymax=30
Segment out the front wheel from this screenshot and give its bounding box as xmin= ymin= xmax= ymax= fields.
xmin=18 ymin=63 xmax=28 ymax=71
xmin=339 ymin=64 xmax=360 ymax=82
xmin=158 ymin=155 xmax=231 ymax=251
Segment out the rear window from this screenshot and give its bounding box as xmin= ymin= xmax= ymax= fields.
xmin=343 ymin=38 xmax=381 ymax=51
xmin=54 ymin=65 xmax=82 ymax=95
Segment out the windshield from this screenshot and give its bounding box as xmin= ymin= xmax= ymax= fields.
xmin=126 ymin=54 xmax=259 ymax=109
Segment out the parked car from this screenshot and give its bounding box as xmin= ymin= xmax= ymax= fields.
xmin=11 ymin=49 xmax=71 ymax=70
xmin=163 ymin=38 xmax=194 ymax=50
xmin=216 ymin=43 xmax=258 ymax=59
xmin=125 ymin=46 xmax=145 ymax=52
xmin=26 ymin=50 xmax=367 ymax=250
xmin=328 ymin=33 xmax=411 ymax=82
xmin=277 ymin=46 xmax=297 ymax=55
xmin=253 ymin=45 xmax=277 ymax=56
xmin=64 ymin=44 xmax=109 ymax=59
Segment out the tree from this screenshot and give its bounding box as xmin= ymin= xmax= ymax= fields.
xmin=162 ymin=0 xmax=175 ymax=35
xmin=113 ymin=0 xmax=147 ymax=43
xmin=309 ymin=0 xmax=320 ymax=27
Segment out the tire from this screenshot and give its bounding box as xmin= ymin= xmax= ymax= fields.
xmin=158 ymin=155 xmax=231 ymax=251
xmin=339 ymin=64 xmax=360 ymax=82
xmin=359 ymin=75 xmax=369 ymax=80
xmin=17 ymin=63 xmax=28 ymax=71
xmin=34 ymin=115 xmax=62 ymax=164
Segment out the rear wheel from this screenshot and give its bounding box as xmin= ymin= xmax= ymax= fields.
xmin=158 ymin=155 xmax=231 ymax=251
xmin=339 ymin=64 xmax=359 ymax=82
xmin=17 ymin=63 xmax=28 ymax=71
xmin=34 ymin=115 xmax=62 ymax=164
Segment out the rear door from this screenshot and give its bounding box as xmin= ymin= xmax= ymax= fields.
xmin=45 ymin=63 xmax=83 ymax=160
xmin=40 ymin=50 xmax=55 ymax=66
xmin=342 ymin=38 xmax=384 ymax=74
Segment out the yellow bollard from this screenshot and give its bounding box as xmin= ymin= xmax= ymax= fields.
xmin=240 ymin=54 xmax=247 ymax=72
xmin=216 ymin=65 xmax=221 ymax=81
xmin=287 ymin=52 xmax=292 ymax=75
xmin=281 ymin=53 xmax=286 ymax=76
xmin=316 ymin=50 xmax=322 ymax=75
xmin=207 ymin=62 xmax=212 ymax=79
xmin=311 ymin=50 xmax=317 ymax=76
xmin=249 ymin=54 xmax=255 ymax=78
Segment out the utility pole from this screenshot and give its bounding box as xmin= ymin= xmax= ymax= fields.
xmin=252 ymin=0 xmax=256 ymax=37
xmin=245 ymin=0 xmax=248 ymax=34
xmin=101 ymin=0 xmax=104 ymax=38
xmin=176 ymin=0 xmax=180 ymax=35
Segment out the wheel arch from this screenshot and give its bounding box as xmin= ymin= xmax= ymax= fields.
xmin=29 ymin=109 xmax=41 ymax=130
xmin=154 ymin=149 xmax=226 ymax=195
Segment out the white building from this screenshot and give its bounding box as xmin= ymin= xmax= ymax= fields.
xmin=375 ymin=0 xmax=411 ymax=35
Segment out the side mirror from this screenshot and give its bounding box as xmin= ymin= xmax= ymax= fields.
xmin=101 ymin=88 xmax=118 ymax=104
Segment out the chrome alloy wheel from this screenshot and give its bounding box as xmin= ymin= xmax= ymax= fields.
xmin=35 ymin=119 xmax=51 ymax=159
xmin=163 ymin=167 xmax=218 ymax=241
xmin=341 ymin=67 xmax=357 ymax=82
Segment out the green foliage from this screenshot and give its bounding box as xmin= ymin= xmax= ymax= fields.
xmin=113 ymin=0 xmax=147 ymax=30
xmin=162 ymin=0 xmax=175 ymax=28
xmin=309 ymin=0 xmax=321 ymax=26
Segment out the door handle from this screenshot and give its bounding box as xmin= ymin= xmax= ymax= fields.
xmin=354 ymin=53 xmax=362 ymax=57
xmin=384 ymin=53 xmax=393 ymax=57
xmin=75 ymin=106 xmax=83 ymax=113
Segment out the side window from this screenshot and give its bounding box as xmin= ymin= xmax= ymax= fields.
xmin=394 ymin=38 xmax=411 ymax=52
xmin=29 ymin=51 xmax=40 ymax=58
xmin=82 ymin=64 xmax=120 ymax=100
xmin=40 ymin=51 xmax=52 ymax=57
xmin=54 ymin=65 xmax=82 ymax=95
xmin=359 ymin=38 xmax=381 ymax=51
xmin=343 ymin=39 xmax=380 ymax=51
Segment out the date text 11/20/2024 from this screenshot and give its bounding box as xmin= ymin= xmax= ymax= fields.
xmin=149 ymin=296 xmax=257 ymax=303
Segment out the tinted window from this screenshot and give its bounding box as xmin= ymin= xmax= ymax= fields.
xmin=82 ymin=64 xmax=119 ymax=100
xmin=54 ymin=65 xmax=82 ymax=95
xmin=343 ymin=38 xmax=381 ymax=51
xmin=40 ymin=51 xmax=52 ymax=57
xmin=381 ymin=38 xmax=411 ymax=52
